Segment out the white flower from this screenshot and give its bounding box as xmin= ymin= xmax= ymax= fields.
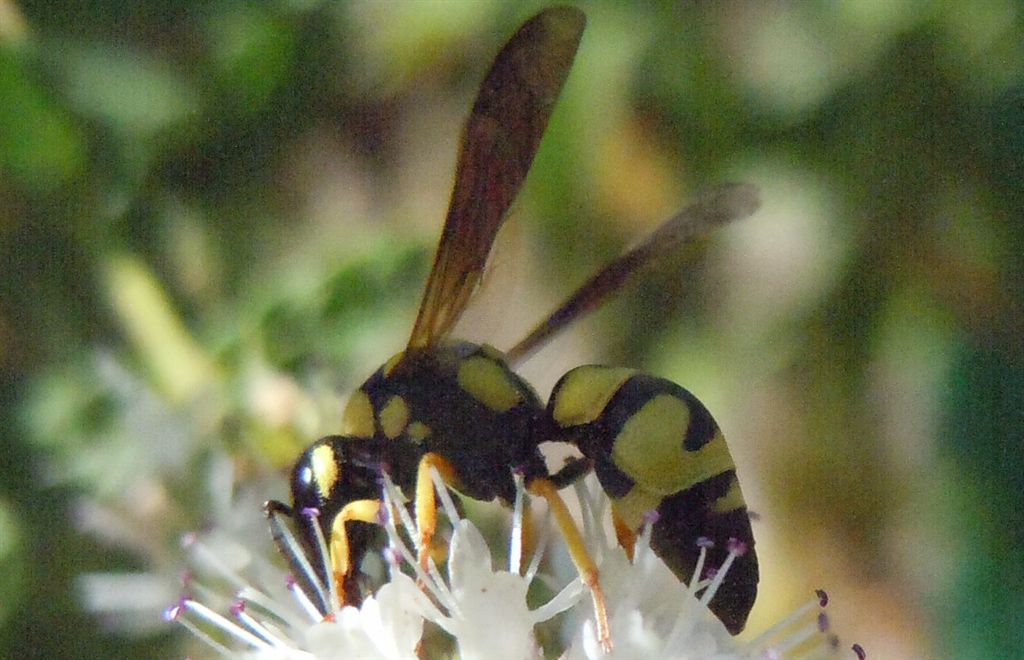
xmin=158 ymin=467 xmax=849 ymax=659
xmin=567 ymin=516 xmax=839 ymax=659
xmin=303 ymin=575 xmax=424 ymax=659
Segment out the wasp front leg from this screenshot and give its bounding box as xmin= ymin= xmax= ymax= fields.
xmin=327 ymin=499 xmax=382 ymax=606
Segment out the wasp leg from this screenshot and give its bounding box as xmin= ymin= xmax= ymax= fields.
xmin=612 ymin=511 xmax=638 ymax=562
xmin=527 ymin=477 xmax=612 ymax=653
xmin=516 ymin=495 xmax=535 ymax=575
xmin=414 ymin=452 xmax=460 ymax=572
xmin=329 ymin=499 xmax=382 ymax=605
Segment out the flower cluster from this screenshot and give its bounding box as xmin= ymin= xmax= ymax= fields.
xmin=160 ymin=466 xmax=848 ymax=659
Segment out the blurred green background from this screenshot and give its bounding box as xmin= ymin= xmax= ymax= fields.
xmin=2 ymin=1 xmax=1022 ymax=657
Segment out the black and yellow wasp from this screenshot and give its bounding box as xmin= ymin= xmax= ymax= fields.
xmin=266 ymin=6 xmax=760 ymax=646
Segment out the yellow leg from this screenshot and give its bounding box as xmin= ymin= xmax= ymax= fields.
xmin=330 ymin=499 xmax=381 ymax=603
xmin=528 ymin=478 xmax=612 ymax=652
xmin=414 ymin=452 xmax=459 ymax=572
xmin=518 ymin=496 xmax=535 ymax=574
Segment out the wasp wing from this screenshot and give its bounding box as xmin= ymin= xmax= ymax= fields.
xmin=407 ymin=7 xmax=585 ymax=348
xmin=505 ymin=183 xmax=761 ymax=366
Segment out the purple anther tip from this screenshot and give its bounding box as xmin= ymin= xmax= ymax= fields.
xmin=230 ymin=600 xmax=246 ymax=617
xmin=300 ymin=507 xmax=320 ymax=519
xmin=816 ymin=588 xmax=829 ymax=607
xmin=643 ymin=509 xmax=661 ymax=525
xmin=285 ymin=574 xmax=297 ymax=589
xmin=382 ymin=546 xmax=401 ymax=566
xmin=695 ymin=536 xmax=714 ymax=549
xmin=852 ymin=643 xmax=866 ymax=659
xmin=162 ymin=599 xmax=185 ymax=622
xmin=180 ymin=531 xmax=198 ymax=548
xmin=376 ymin=506 xmax=389 ymax=526
xmin=817 ymin=612 xmax=829 ymax=632
xmin=726 ymin=538 xmax=748 ymax=556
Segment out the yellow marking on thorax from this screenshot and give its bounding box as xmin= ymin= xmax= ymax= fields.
xmin=341 ymin=390 xmax=375 ymax=438
xmin=457 ymin=355 xmax=522 ymax=412
xmin=552 ymin=366 xmax=636 ymax=427
xmin=380 ymin=395 xmax=410 ymax=439
xmin=611 ymin=394 xmax=734 ymax=496
xmin=310 ymin=444 xmax=339 ymax=499
xmin=407 ymin=421 xmax=432 ymax=443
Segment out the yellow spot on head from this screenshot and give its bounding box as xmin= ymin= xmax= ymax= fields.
xmin=457 ymin=355 xmax=522 ymax=412
xmin=552 ymin=366 xmax=636 ymax=427
xmin=311 ymin=444 xmax=339 ymax=499
xmin=341 ymin=391 xmax=375 ymax=438
xmin=380 ymin=395 xmax=410 ymax=440
xmin=612 ymin=394 xmax=735 ymax=496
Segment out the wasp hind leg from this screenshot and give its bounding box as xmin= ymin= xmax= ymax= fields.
xmin=527 ymin=477 xmax=612 ymax=653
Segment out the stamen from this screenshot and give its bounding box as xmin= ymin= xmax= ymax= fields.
xmin=523 ymin=506 xmax=551 ymax=585
xmin=379 ymin=474 xmax=456 ymax=613
xmin=853 ymin=642 xmax=867 ymax=659
xmin=572 ymin=478 xmax=602 ymax=555
xmin=237 ymin=584 xmax=307 ymax=631
xmin=182 ymin=598 xmax=272 ymax=651
xmin=267 ymin=508 xmax=330 ymax=617
xmin=286 ymin=574 xmax=325 ymax=621
xmin=231 ymin=599 xmax=278 ymax=647
xmin=175 ymin=612 xmax=233 ymax=656
xmin=689 ymin=538 xmax=713 ymax=594
xmin=381 ymin=474 xmax=418 ymax=550
xmin=743 ymin=592 xmax=829 ymax=653
xmin=300 ymin=507 xmax=338 ymax=614
xmin=429 ymin=465 xmax=460 ymax=522
xmin=529 ymin=577 xmax=585 ymax=623
xmin=510 ymin=472 xmax=525 ymax=574
xmin=700 ymin=539 xmax=744 ymax=606
xmin=634 ymin=510 xmax=658 ymax=563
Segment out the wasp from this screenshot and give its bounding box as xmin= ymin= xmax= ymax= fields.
xmin=266 ymin=6 xmax=760 ymax=647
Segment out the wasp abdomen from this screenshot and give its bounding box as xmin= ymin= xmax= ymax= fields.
xmin=548 ymin=365 xmax=758 ymax=633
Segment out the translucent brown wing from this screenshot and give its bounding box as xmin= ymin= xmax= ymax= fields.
xmin=505 ymin=183 xmax=761 ymax=366
xmin=407 ymin=7 xmax=586 ymax=348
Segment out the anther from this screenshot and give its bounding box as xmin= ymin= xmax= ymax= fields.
xmin=726 ymin=538 xmax=747 ymax=556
